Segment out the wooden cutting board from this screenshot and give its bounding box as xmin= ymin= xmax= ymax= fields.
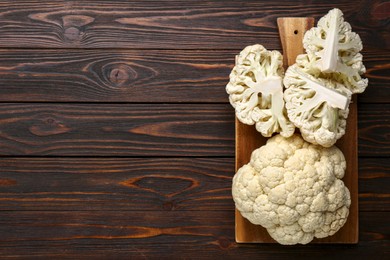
xmin=235 ymin=17 xmax=358 ymax=244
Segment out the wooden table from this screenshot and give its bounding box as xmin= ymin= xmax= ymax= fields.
xmin=0 ymin=1 xmax=388 ymax=258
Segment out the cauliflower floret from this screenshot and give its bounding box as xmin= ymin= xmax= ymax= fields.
xmin=283 ymin=63 xmax=352 ymax=147
xmin=226 ymin=44 xmax=295 ymax=137
xmin=232 ymin=134 xmax=351 ymax=245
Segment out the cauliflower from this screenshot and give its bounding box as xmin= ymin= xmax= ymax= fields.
xmin=232 ymin=134 xmax=351 ymax=245
xmin=303 ymin=8 xmax=368 ymax=93
xmin=282 ymin=8 xmax=369 ymax=147
xmin=226 ymin=44 xmax=295 ymax=137
xmin=283 ymin=63 xmax=351 ymax=147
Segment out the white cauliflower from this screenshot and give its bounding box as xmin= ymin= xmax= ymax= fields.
xmin=226 ymin=44 xmax=295 ymax=137
xmin=232 ymin=134 xmax=351 ymax=245
xmin=283 ymin=62 xmax=352 ymax=147
xmin=303 ymin=8 xmax=368 ymax=93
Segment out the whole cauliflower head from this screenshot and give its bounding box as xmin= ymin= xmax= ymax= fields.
xmin=283 ymin=60 xmax=352 ymax=147
xmin=226 ymin=44 xmax=295 ymax=137
xmin=232 ymin=134 xmax=351 ymax=245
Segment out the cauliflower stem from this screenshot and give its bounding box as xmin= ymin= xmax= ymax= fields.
xmin=321 ymin=8 xmax=341 ymax=72
xmin=292 ymin=67 xmax=350 ymax=111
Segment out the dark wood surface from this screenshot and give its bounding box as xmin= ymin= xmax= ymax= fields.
xmin=0 ymin=0 xmax=388 ymax=258
xmin=0 ymin=49 xmax=387 ymax=103
xmin=0 ymin=0 xmax=388 ymax=50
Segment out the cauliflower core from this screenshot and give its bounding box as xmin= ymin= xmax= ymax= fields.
xmin=283 ymin=61 xmax=352 ymax=147
xmin=232 ymin=134 xmax=351 ymax=245
xmin=226 ymin=44 xmax=294 ymax=137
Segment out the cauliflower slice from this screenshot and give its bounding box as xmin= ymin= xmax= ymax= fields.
xmin=283 ymin=63 xmax=352 ymax=147
xmin=232 ymin=134 xmax=351 ymax=245
xmin=226 ymin=44 xmax=295 ymax=137
xmin=303 ymin=8 xmax=368 ymax=93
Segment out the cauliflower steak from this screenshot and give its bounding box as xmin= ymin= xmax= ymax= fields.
xmin=226 ymin=44 xmax=295 ymax=137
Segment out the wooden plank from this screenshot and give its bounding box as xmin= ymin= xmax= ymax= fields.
xmin=0 ymin=1 xmax=387 ymax=49
xmin=358 ymin=103 xmax=390 ymax=156
xmin=0 ymin=211 xmax=387 ymax=258
xmin=358 ymin=158 xmax=390 ymax=212
xmin=0 ymin=158 xmax=234 ymax=211
xmin=358 ymin=48 xmax=390 ymax=103
xmin=1 ymin=241 xmax=387 ymax=259
xmin=0 ymin=103 xmax=234 ymax=156
xmin=235 ymin=17 xmax=358 ymax=244
xmin=0 ymin=157 xmax=386 ymax=212
xmin=0 ymin=49 xmax=387 ymax=103
xmin=0 ymin=49 xmax=234 ymax=103
xmin=0 ymin=103 xmax=386 ymax=156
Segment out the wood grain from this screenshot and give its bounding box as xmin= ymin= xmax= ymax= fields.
xmin=235 ymin=17 xmax=359 ymax=244
xmin=0 ymin=49 xmax=387 ymax=103
xmin=358 ymin=158 xmax=390 ymax=212
xmin=0 ymin=103 xmax=386 ymax=156
xmin=359 ymin=48 xmax=390 ymax=103
xmin=0 ymin=158 xmax=234 ymax=211
xmin=0 ymin=0 xmax=387 ymax=257
xmin=0 ymin=0 xmax=387 ymax=49
xmin=277 ymin=17 xmax=315 ymax=66
xmin=0 ymin=103 xmax=234 ymax=156
xmin=0 ymin=49 xmax=233 ymax=103
xmin=0 ymin=157 xmax=386 ymax=212
xmin=0 ymin=211 xmax=387 ymax=258
xmin=358 ymin=104 xmax=390 ymax=156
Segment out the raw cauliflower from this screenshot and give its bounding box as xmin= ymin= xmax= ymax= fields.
xmin=283 ymin=61 xmax=352 ymax=147
xmin=303 ymin=8 xmax=368 ymax=93
xmin=282 ymin=8 xmax=368 ymax=147
xmin=232 ymin=134 xmax=351 ymax=245
xmin=226 ymin=44 xmax=295 ymax=137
